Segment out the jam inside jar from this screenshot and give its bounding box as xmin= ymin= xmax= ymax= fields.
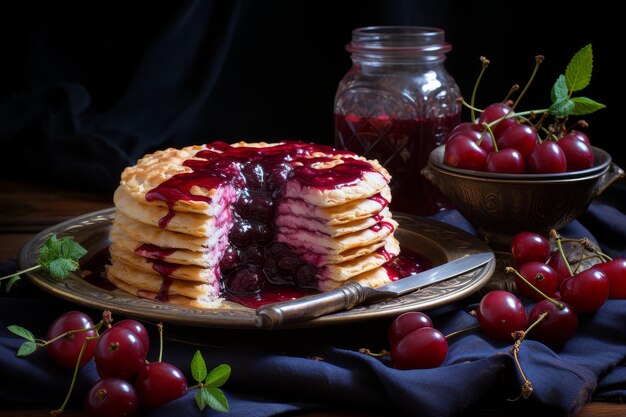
xmin=334 ymin=26 xmax=461 ymax=216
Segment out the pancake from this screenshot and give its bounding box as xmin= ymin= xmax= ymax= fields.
xmin=107 ymin=140 xmax=403 ymax=308
xmin=108 ymin=243 xmax=217 ymax=284
xmin=318 ymin=236 xmax=400 ymax=281
xmin=277 ymin=187 xmax=391 ymax=225
xmin=275 ymin=207 xmax=391 ymax=237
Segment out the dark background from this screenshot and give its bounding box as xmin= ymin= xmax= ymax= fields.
xmin=0 ymin=1 xmax=616 ymax=193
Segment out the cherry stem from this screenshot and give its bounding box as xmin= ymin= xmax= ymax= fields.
xmin=509 ymin=326 xmax=539 ymax=401
xmin=50 ymin=334 xmax=100 ymax=416
xmin=480 ymin=122 xmax=499 ymax=151
xmin=523 ymin=311 xmax=548 ymax=338
xmin=505 ymin=267 xmax=565 ymax=309
xmin=0 ymin=265 xmax=40 ymax=281
xmin=40 ymin=320 xmax=104 ymax=348
xmin=502 ymin=84 xmax=520 ymax=103
xmin=550 ymin=230 xmax=575 ymax=277
xmin=445 ymin=324 xmax=481 ymax=340
xmin=565 ymin=119 xmax=589 ymax=133
xmin=157 ymin=322 xmax=164 ymax=362
xmin=470 ymin=56 xmax=490 ymax=123
xmin=461 ymin=99 xmax=485 ymax=114
xmin=510 ymin=55 xmax=544 ymax=112
xmin=359 ymin=348 xmax=390 ymax=358
xmin=533 ymin=112 xmax=550 ymax=133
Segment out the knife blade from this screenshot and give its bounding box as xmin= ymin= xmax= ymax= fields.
xmin=255 ymin=251 xmax=494 ymax=329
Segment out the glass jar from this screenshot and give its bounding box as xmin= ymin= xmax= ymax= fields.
xmin=334 ymin=26 xmax=461 ymax=216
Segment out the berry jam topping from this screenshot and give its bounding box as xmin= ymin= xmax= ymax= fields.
xmin=136 ymin=140 xmax=429 ymax=305
xmin=134 ymin=244 xmax=176 ymax=261
xmin=383 ymin=247 xmax=432 ymax=281
xmin=369 ymin=193 xmax=390 ymax=208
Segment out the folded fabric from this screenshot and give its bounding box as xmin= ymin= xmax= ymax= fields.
xmin=1 ymin=197 xmax=625 ymax=417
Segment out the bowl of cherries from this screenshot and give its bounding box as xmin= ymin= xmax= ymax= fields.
xmin=422 ymin=44 xmax=624 ymax=247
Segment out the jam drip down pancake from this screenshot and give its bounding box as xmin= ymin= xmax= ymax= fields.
xmin=106 ymin=141 xmax=408 ymax=308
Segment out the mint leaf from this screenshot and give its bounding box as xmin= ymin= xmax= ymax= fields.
xmin=37 ymin=244 xmax=54 ymax=268
xmin=59 ymin=236 xmax=87 ymax=260
xmin=204 ymin=387 xmax=229 ymax=412
xmin=48 ymin=258 xmax=79 ymax=280
xmin=550 ymin=74 xmax=568 ymax=103
xmin=191 ymin=350 xmax=208 ymax=383
xmin=35 ymin=235 xmax=85 ymax=280
xmin=17 ymin=341 xmax=37 ymax=357
xmin=206 ymin=364 xmax=231 ymax=388
xmin=8 ymin=325 xmax=35 ymax=342
xmin=549 ymin=98 xmax=575 ymax=118
xmin=565 ymin=44 xmax=593 ymax=92
xmin=570 ymin=96 xmax=606 ymax=116
xmin=195 ymin=388 xmax=209 ymax=411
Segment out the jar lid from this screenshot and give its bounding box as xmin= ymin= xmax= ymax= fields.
xmin=347 ymin=26 xmax=452 ymax=55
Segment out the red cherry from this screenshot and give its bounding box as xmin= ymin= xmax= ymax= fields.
xmin=547 ymin=250 xmax=572 ymax=287
xmin=46 ymin=311 xmax=98 ymax=369
xmin=515 ymin=262 xmax=559 ymax=301
xmin=527 ymin=141 xmax=567 ymax=174
xmin=592 ymin=258 xmax=626 ymax=299
xmin=387 ymin=311 xmax=433 ymax=346
xmin=114 ymin=319 xmax=150 ymax=353
xmin=390 ymin=327 xmax=448 ymax=370
xmin=486 ymin=148 xmax=525 ymax=173
xmin=448 ymin=123 xmax=495 ymax=153
xmin=94 ymin=327 xmax=147 ymax=380
xmin=562 ymin=130 xmax=590 ymax=145
xmin=476 ymin=290 xmax=528 ymax=343
xmin=443 ymin=135 xmax=488 ymax=171
xmin=557 ymin=134 xmax=595 ymax=171
xmin=527 ymin=300 xmax=578 ymax=350
xmin=560 ymin=268 xmax=609 ymax=313
xmin=510 ymin=231 xmax=551 ymax=265
xmin=85 ymin=378 xmax=139 ymax=417
xmin=478 ymin=102 xmax=518 ymax=137
xmin=134 ymin=362 xmax=187 ymax=411
xmin=496 ymin=124 xmax=538 ymax=159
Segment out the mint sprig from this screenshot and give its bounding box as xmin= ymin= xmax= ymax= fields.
xmin=0 ymin=234 xmax=87 ymax=291
xmin=190 ymin=350 xmax=231 ymax=412
xmin=549 ymin=44 xmax=606 ymax=118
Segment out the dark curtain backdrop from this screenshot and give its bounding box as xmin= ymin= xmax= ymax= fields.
xmin=0 ymin=0 xmax=614 ymax=193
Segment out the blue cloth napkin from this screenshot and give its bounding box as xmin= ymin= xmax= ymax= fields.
xmin=1 ymin=185 xmax=626 ymax=417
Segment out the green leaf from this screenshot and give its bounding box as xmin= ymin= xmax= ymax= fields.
xmin=7 ymin=325 xmax=35 ymax=342
xmin=195 ymin=389 xmax=209 ymax=411
xmin=550 ymin=74 xmax=568 ymax=103
xmin=37 ymin=245 xmax=54 ymax=268
xmin=205 ymin=364 xmax=231 ymax=388
xmin=36 ymin=234 xmax=86 ymax=280
xmin=191 ymin=350 xmax=208 ymax=383
xmin=549 ymin=98 xmax=575 ymax=119
xmin=59 ymin=236 xmax=87 ymax=260
xmin=204 ymin=387 xmax=230 ymax=412
xmin=17 ymin=341 xmax=37 ymax=357
xmin=570 ymin=96 xmax=606 ymax=116
xmin=5 ymin=275 xmax=21 ymax=292
xmin=48 ymin=258 xmax=78 ymax=280
xmin=565 ymin=44 xmax=593 ymax=92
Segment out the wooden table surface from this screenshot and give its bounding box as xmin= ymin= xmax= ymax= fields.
xmin=1 ymin=178 xmax=624 ymax=417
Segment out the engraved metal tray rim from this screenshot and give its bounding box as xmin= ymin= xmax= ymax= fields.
xmin=18 ymin=208 xmax=495 ymax=330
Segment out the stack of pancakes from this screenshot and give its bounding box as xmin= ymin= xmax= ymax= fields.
xmin=106 ymin=141 xmax=399 ymax=308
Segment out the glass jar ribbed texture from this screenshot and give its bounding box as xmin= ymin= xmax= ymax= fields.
xmin=334 ymin=26 xmax=461 ymax=216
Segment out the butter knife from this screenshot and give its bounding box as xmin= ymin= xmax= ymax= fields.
xmin=255 ymin=252 xmax=494 ymax=329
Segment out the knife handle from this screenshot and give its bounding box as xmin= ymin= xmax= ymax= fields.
xmin=255 ymin=282 xmax=379 ymax=329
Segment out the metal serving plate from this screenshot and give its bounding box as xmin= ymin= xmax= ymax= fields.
xmin=19 ymin=208 xmax=495 ymax=329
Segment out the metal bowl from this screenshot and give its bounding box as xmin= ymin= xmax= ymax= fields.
xmin=422 ymin=145 xmax=625 ymax=248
